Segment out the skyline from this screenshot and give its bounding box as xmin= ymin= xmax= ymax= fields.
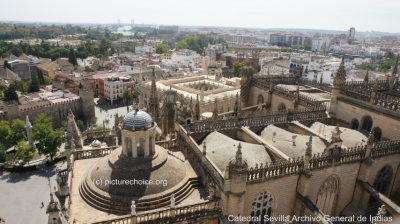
xmin=1 ymin=0 xmax=400 ymax=33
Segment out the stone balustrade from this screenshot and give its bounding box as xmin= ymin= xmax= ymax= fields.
xmin=252 ymin=78 xmax=325 ymax=108
xmin=86 ymin=200 xmax=221 ymax=224
xmin=340 ymin=87 xmax=400 ymax=112
xmin=74 ymin=146 xmax=118 ymax=160
xmin=370 ymin=140 xmax=400 ymax=158
xmin=189 ymin=107 xmax=327 ymax=133
xmin=246 ymin=140 xmax=400 ymax=183
xmin=247 ymin=158 xmax=304 ymax=182
xmin=57 ymin=168 xmax=69 ymax=184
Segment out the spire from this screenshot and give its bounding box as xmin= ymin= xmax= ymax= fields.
xmin=364 ymin=70 xmax=369 ymax=83
xmin=391 ymin=55 xmax=399 ymax=82
xmin=114 ymin=112 xmax=119 ymax=131
xmin=367 ymin=130 xmax=375 ymax=145
xmin=363 ymin=70 xmax=369 ymax=88
xmin=212 ymin=98 xmax=218 ymax=119
xmin=25 ymin=115 xmax=33 ymax=145
xmin=233 ymin=92 xmax=240 ymax=116
xmin=389 ymin=56 xmax=399 ymax=91
xmin=306 ymin=136 xmax=312 ymax=156
xmin=331 ymin=123 xmax=342 ymax=142
xmin=46 ymin=193 xmax=60 ymax=213
xmin=200 ymin=85 xmax=204 ymax=102
xmin=66 ymin=110 xmax=83 ymax=150
xmin=333 ymin=55 xmax=346 ymax=87
xmin=297 ymin=59 xmax=303 ymax=77
xmin=236 ymin=143 xmax=242 ymax=160
xmin=148 ymin=67 xmax=159 ymax=122
xmin=194 ymin=95 xmax=200 ymax=120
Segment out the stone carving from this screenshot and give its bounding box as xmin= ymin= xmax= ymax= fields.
xmin=131 ymin=200 xmax=136 ymax=216
xmin=170 ymin=194 xmax=175 ymax=209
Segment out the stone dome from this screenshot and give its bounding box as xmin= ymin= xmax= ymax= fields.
xmin=123 ymin=110 xmax=153 ymax=130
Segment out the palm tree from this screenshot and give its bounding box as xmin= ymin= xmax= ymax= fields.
xmin=132 ymin=86 xmax=142 ymax=104
xmin=123 ymin=89 xmax=133 ymax=111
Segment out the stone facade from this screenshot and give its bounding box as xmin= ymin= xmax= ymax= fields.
xmin=1 ymin=88 xmax=95 ymax=128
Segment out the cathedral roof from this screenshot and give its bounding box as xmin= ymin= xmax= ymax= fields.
xmin=123 ymin=110 xmax=153 ymax=130
xmin=200 ymin=131 xmax=272 ymax=173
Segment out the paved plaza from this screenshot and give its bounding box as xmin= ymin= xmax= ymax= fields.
xmin=0 ymin=162 xmax=67 ymax=224
xmin=94 ymin=98 xmax=131 ymax=128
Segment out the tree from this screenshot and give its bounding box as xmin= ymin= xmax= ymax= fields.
xmin=3 ymin=82 xmax=19 ymax=102
xmin=0 ymin=144 xmax=6 ymax=163
xmin=91 ymin=116 xmax=97 ymax=126
xmin=32 ymin=114 xmax=64 ymax=161
xmin=387 ymin=51 xmax=395 ymax=60
xmin=37 ymin=70 xmax=45 ymax=85
xmin=44 ymin=76 xmax=52 ymax=85
xmin=175 ymin=40 xmax=188 ymax=51
xmin=8 ymin=119 xmax=26 ymax=146
xmin=15 ymin=141 xmax=34 ymax=164
xmin=123 ymin=89 xmax=133 ymax=110
xmin=40 ymin=129 xmax=64 ymax=161
xmin=28 ymin=71 xmax=40 ymax=93
xmin=233 ymin=61 xmax=244 ymax=77
xmin=68 ymin=48 xmax=78 ymax=66
xmin=12 ymin=79 xmax=27 ymax=92
xmin=0 ymin=121 xmax=11 ymax=144
xmin=76 ymin=120 xmax=84 ymax=131
xmin=156 ymin=44 xmax=170 ymax=54
xmin=132 ymin=86 xmax=142 ymax=103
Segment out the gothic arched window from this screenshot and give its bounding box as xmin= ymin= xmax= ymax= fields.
xmin=361 ymin=116 xmax=373 ymax=132
xmin=350 ymin=119 xmax=359 ymax=130
xmin=258 ymin=94 xmax=264 ymax=104
xmin=249 ymin=191 xmax=274 ymax=224
xmin=316 ymin=175 xmax=340 ymax=215
xmin=370 ymin=165 xmax=392 ymax=206
xmin=278 ymin=103 xmax=286 ymax=111
xmin=374 ymin=166 xmax=392 ymax=195
xmin=373 ymin=127 xmax=382 ymax=141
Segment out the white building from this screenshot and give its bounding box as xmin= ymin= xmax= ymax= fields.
xmin=312 ymin=38 xmax=324 ymax=52
xmin=118 ymin=65 xmax=132 ymax=72
xmin=135 ymin=46 xmax=154 ymax=54
xmin=171 ymin=49 xmax=201 ymax=68
xmin=104 ymin=73 xmax=134 ymax=105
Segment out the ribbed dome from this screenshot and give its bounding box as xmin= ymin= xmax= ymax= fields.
xmin=91 ymin=140 xmax=101 ymax=147
xmin=123 ymin=110 xmax=153 ymax=130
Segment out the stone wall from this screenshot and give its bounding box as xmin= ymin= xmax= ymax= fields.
xmin=335 ymin=97 xmax=400 ymax=140
xmin=244 ymin=175 xmax=299 ymax=218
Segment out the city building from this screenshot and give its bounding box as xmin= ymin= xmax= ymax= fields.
xmin=348 ymin=27 xmax=356 ymax=38
xmin=312 ymin=38 xmax=324 ymax=52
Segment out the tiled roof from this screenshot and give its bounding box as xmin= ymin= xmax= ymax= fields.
xmin=0 ymin=68 xmax=19 ymax=79
xmin=123 ymin=110 xmax=153 ymax=130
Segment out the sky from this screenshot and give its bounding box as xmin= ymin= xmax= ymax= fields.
xmin=1 ymin=0 xmax=400 ymax=33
